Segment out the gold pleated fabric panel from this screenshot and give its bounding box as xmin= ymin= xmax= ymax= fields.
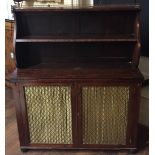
xmin=24 ymin=86 xmax=72 ymax=144
xmin=82 ymin=86 xmax=129 ymax=145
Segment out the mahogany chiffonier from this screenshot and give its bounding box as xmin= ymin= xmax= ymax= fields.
xmin=11 ymin=4 xmax=143 ymax=153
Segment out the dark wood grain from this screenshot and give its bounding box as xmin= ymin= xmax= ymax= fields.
xmin=71 ymin=83 xmax=80 ymax=147
xmin=132 ymin=12 xmax=141 ymax=67
xmin=128 ymin=84 xmax=141 ymax=147
xmin=13 ymin=8 xmax=140 ymax=69
xmin=6 ymin=87 xmax=149 ymax=155
xmin=18 ymin=85 xmax=31 ymax=145
xmin=12 ymin=84 xmax=26 ymax=146
xmin=76 ymin=84 xmax=83 ymax=147
xmin=11 ymin=5 xmax=143 ymax=152
xmin=10 ymin=67 xmax=143 ymax=82
xmin=15 ymin=12 xmax=136 ymax=39
xmin=12 ymin=5 xmax=140 ymax=12
xmin=13 ymin=6 xmax=141 ymax=69
xmin=126 ymin=84 xmax=141 ymax=148
xmin=12 ymin=77 xmax=143 ymax=150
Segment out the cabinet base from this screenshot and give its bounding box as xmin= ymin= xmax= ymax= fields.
xmin=20 ymin=146 xmax=138 ymax=152
xmin=21 ymin=149 xmax=29 ymax=153
xmin=129 ymin=149 xmax=137 ymax=154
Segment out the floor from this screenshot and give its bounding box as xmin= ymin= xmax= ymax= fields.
xmin=5 ymin=88 xmax=149 ymax=155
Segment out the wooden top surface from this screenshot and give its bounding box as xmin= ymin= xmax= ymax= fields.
xmin=12 ymin=5 xmax=140 ymax=12
xmin=10 ymin=63 xmax=144 ymax=83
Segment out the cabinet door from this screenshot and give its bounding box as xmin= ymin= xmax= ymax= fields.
xmin=78 ymin=84 xmax=140 ymax=148
xmin=16 ymin=83 xmax=76 ymax=148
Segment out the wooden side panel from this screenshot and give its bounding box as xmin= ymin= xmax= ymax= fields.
xmin=132 ymin=12 xmax=141 ymax=67
xmin=12 ymin=84 xmax=30 ymax=146
xmin=126 ymin=83 xmax=141 ymax=147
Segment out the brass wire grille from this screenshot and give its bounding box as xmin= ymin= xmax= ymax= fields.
xmin=82 ymin=86 xmax=129 ymax=145
xmin=24 ymin=86 xmax=72 ymax=144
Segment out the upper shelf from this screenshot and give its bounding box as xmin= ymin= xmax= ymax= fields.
xmin=16 ymin=35 xmax=137 ymax=43
xmin=13 ymin=4 xmax=141 ymax=68
xmin=14 ymin=7 xmax=139 ymax=41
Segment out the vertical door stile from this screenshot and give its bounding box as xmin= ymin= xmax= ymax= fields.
xmin=126 ymin=85 xmax=133 ymax=147
xmin=19 ymin=85 xmax=31 ymax=146
xmin=126 ymin=84 xmax=141 ymax=147
xmin=71 ymin=82 xmax=82 ymax=147
xmin=71 ymin=82 xmax=78 ymax=147
xmin=76 ymin=83 xmax=83 ymax=147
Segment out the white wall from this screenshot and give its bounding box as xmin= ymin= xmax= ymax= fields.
xmin=5 ymin=0 xmax=14 ymax=20
xmin=5 ymin=0 xmax=94 ymax=20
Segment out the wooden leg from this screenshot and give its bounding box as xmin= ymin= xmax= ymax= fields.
xmin=21 ymin=149 xmax=28 ymax=153
xmin=129 ymin=149 xmax=137 ymax=154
